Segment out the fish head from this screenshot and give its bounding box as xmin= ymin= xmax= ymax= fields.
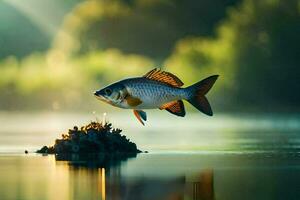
xmin=94 ymin=82 xmax=128 ymax=107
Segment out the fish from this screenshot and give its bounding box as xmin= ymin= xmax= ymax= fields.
xmin=94 ymin=68 xmax=219 ymax=125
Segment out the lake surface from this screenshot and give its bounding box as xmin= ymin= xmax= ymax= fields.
xmin=0 ymin=112 xmax=300 ymax=200
xmin=1 ymin=152 xmax=300 ymax=200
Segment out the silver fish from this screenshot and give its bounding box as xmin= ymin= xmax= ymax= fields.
xmin=94 ymin=68 xmax=218 ymax=125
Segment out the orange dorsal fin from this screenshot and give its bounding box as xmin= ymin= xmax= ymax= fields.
xmin=143 ymin=68 xmax=184 ymax=87
xmin=133 ymin=110 xmax=147 ymax=125
xmin=159 ymin=100 xmax=185 ymax=117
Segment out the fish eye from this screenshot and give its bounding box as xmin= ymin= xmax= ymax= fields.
xmin=104 ymin=88 xmax=112 ymax=96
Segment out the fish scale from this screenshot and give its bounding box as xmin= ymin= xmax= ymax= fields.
xmin=123 ymin=78 xmax=184 ymax=109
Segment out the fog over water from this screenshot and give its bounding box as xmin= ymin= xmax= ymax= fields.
xmin=0 ymin=112 xmax=299 ymax=153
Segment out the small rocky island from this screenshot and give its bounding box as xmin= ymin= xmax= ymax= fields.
xmin=37 ymin=121 xmax=141 ymax=155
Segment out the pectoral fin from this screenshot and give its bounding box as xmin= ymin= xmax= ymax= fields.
xmin=133 ymin=110 xmax=147 ymax=125
xmin=159 ymin=100 xmax=185 ymax=117
xmin=125 ymin=95 xmax=142 ymax=107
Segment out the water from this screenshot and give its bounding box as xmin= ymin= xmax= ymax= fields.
xmin=0 ymin=112 xmax=300 ymax=200
xmin=0 ymin=112 xmax=299 ymax=152
xmin=1 ymin=152 xmax=300 ymax=200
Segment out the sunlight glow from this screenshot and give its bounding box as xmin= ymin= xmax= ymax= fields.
xmin=3 ymin=0 xmax=61 ymax=35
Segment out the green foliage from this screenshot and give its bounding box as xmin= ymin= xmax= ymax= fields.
xmin=165 ymin=0 xmax=300 ymax=110
xmin=53 ymin=0 xmax=240 ymax=59
xmin=0 ymin=0 xmax=299 ymax=111
xmin=0 ymin=49 xmax=153 ymax=110
xmin=228 ymin=0 xmax=300 ymax=107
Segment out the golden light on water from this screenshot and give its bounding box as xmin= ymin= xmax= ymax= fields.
xmin=0 ymin=154 xmax=114 ymax=200
xmin=100 ymin=168 xmax=106 ymax=200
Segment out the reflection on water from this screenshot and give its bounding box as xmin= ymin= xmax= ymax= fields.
xmin=55 ymin=153 xmax=214 ymax=200
xmin=67 ymin=165 xmax=214 ymax=200
xmin=1 ymin=152 xmax=300 ymax=200
xmin=55 ymin=153 xmax=138 ymax=168
xmin=1 ymin=113 xmax=300 ymax=199
xmin=0 ymin=154 xmax=216 ymax=200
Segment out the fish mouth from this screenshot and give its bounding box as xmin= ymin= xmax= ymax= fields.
xmin=94 ymin=92 xmax=105 ymax=100
xmin=94 ymin=92 xmax=111 ymax=103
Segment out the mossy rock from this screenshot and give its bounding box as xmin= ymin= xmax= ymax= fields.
xmin=37 ymin=121 xmax=142 ymax=155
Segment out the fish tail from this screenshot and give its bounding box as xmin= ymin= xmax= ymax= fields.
xmin=185 ymin=75 xmax=219 ymax=116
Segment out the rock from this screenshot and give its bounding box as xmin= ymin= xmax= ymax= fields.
xmin=36 ymin=121 xmax=142 ymax=155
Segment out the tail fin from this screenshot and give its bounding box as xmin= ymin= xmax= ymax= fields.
xmin=186 ymin=75 xmax=219 ymax=116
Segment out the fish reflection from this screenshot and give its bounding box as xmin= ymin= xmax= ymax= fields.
xmin=59 ymin=157 xmax=215 ymax=200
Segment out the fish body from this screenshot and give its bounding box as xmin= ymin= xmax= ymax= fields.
xmin=116 ymin=77 xmax=185 ymax=109
xmin=94 ymin=68 xmax=218 ymax=125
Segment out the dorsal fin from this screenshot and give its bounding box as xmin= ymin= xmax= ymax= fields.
xmin=143 ymin=68 xmax=184 ymax=87
xmin=159 ymin=100 xmax=185 ymax=117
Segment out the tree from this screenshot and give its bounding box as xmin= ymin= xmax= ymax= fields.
xmin=165 ymin=0 xmax=300 ymax=110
